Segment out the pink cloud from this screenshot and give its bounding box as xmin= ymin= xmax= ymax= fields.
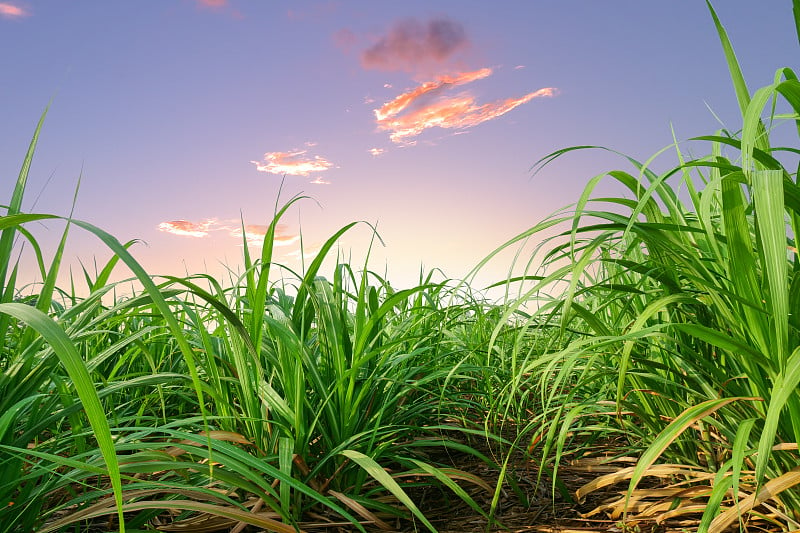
xmin=157 ymin=220 xmax=215 ymax=238
xmin=361 ymin=17 xmax=469 ymax=73
xmin=230 ymin=224 xmax=299 ymax=247
xmin=368 ymin=148 xmax=386 ymax=157
xmin=0 ymin=2 xmax=28 ymax=18
xmin=287 ymin=247 xmax=321 ymax=261
xmin=377 ymin=87 xmax=557 ymax=143
xmin=374 ymin=68 xmax=491 ymax=122
xmin=157 ymin=218 xmax=301 ymax=247
xmin=373 ymin=68 xmax=557 ymax=142
xmin=251 ymin=150 xmax=333 ymax=177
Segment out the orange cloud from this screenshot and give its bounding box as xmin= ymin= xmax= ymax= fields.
xmin=374 ymin=69 xmax=557 ymax=143
xmin=158 ymin=218 xmax=301 ymax=247
xmin=0 ymin=2 xmax=27 ymax=18
xmin=361 ymin=17 xmax=469 ymax=73
xmin=368 ymin=148 xmax=386 ymax=157
xmin=230 ymin=224 xmax=267 ymax=242
xmin=251 ymin=150 xmax=333 ymax=177
xmin=230 ymin=224 xmax=299 ymax=247
xmin=158 ymin=220 xmax=215 ymax=238
xmin=374 ymin=68 xmax=491 ymax=122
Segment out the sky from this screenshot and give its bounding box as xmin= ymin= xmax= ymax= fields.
xmin=0 ymin=1 xmax=797 ymax=295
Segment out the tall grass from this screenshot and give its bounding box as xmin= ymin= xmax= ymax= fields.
xmin=480 ymin=0 xmax=800 ymax=529
xmin=0 ymin=114 xmax=499 ymax=531
xmin=4 ymin=2 xmax=800 ymax=531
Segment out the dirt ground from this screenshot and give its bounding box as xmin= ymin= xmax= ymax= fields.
xmin=394 ymin=450 xmax=670 ymax=533
xmin=300 ymin=442 xmax=690 ymax=533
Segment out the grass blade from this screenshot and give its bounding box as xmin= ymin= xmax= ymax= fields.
xmin=341 ymin=450 xmax=437 ymax=532
xmin=0 ymin=303 xmax=125 ymax=532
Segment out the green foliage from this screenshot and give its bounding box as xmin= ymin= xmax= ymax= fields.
xmin=484 ymin=1 xmax=800 ymax=529
xmin=0 ymin=118 xmax=495 ymax=531
xmin=4 ymin=3 xmax=800 ymax=531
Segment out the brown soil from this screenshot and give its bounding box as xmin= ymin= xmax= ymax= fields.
xmin=394 ymin=447 xmax=669 ymax=533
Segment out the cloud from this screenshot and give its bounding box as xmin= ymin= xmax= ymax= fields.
xmin=0 ymin=2 xmax=28 ymax=18
xmin=361 ymin=17 xmax=469 ymax=73
xmin=310 ymin=176 xmax=331 ymax=185
xmin=158 ymin=218 xmax=301 ymax=248
xmin=196 ymin=0 xmax=227 ymax=7
xmin=230 ymin=224 xmax=299 ymax=247
xmin=368 ymin=148 xmax=386 ymax=156
xmin=229 ymin=224 xmax=267 ymax=243
xmin=373 ymin=68 xmax=557 ymax=143
xmin=374 ymin=68 xmax=491 ymax=122
xmin=158 ymin=219 xmax=216 ymax=238
xmin=286 ymin=247 xmax=321 ymax=261
xmin=251 ymin=150 xmax=333 ymax=177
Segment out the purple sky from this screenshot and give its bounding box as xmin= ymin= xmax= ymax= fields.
xmin=1 ymin=1 xmax=795 ymax=292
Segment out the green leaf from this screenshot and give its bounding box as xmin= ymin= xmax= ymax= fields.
xmin=341 ymin=450 xmax=437 ymax=532
xmin=0 ymin=303 xmax=125 ymax=532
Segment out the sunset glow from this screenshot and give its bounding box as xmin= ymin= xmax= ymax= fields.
xmin=2 ymin=2 xmax=785 ymax=292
